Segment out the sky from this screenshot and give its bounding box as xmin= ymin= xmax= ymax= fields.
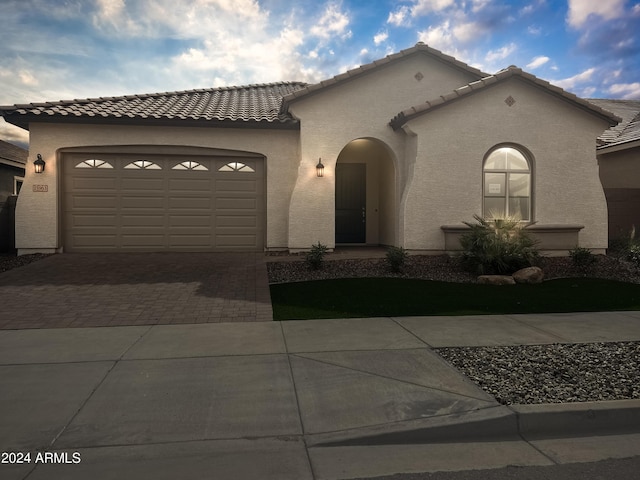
xmin=1 ymin=0 xmax=640 ymax=149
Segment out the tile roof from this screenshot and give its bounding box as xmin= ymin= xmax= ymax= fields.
xmin=588 ymin=99 xmax=640 ymax=150
xmin=0 ymin=82 xmax=308 ymax=130
xmin=389 ymin=66 xmax=622 ymax=130
xmin=280 ymin=42 xmax=487 ymax=109
xmin=0 ymin=139 xmax=27 ymax=167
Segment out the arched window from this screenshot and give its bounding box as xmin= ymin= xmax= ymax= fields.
xmin=483 ymin=146 xmax=531 ymax=221
xmin=218 ymin=161 xmax=255 ymax=172
xmin=124 ymin=160 xmax=161 ymax=170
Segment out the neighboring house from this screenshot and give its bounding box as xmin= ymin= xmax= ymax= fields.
xmin=589 ymin=99 xmax=640 ymax=241
xmin=0 ymin=43 xmax=635 ymax=255
xmin=0 ymin=140 xmax=27 ymax=251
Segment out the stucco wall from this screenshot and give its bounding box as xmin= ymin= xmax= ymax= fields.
xmin=286 ymin=53 xmax=480 ymax=249
xmin=16 ymin=122 xmax=299 ymax=252
xmin=401 ymin=77 xmax=612 ymax=251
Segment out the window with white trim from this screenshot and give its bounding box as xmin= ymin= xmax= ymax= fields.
xmin=172 ymin=161 xmax=208 ymax=170
xmin=483 ymin=146 xmax=531 ymax=221
xmin=75 ymin=159 xmax=114 ymax=169
xmin=218 ymin=161 xmax=255 ymax=172
xmin=124 ymin=160 xmax=161 ymax=170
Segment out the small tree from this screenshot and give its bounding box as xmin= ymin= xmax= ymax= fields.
xmin=386 ymin=246 xmax=408 ymax=273
xmin=459 ymin=214 xmax=539 ymax=275
xmin=305 ymin=242 xmax=329 ymax=270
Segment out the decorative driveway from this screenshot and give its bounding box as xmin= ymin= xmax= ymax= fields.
xmin=0 ymin=253 xmax=272 ymax=329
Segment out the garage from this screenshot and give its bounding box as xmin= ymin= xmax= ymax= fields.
xmin=62 ymin=148 xmax=265 ymax=252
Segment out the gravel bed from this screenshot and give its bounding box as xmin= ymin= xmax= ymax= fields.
xmin=0 ymin=253 xmax=52 ymax=273
xmin=437 ymin=342 xmax=640 ymax=404
xmin=266 ymin=253 xmax=640 ymax=284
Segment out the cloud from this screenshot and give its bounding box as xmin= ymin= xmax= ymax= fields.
xmin=374 ymin=31 xmax=388 ymax=45
xmin=526 ymin=55 xmax=550 ymax=69
xmin=608 ymin=82 xmax=640 ymax=99
xmin=411 ymin=0 xmax=456 ymax=16
xmin=310 ymin=3 xmax=352 ymax=41
xmin=387 ymin=6 xmax=409 ymax=27
xmin=567 ymin=0 xmax=626 ymax=28
xmin=553 ymin=67 xmax=596 ymax=90
xmin=485 ymin=43 xmax=516 ymax=63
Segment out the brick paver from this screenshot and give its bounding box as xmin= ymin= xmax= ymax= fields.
xmin=0 ymin=253 xmax=273 ymax=329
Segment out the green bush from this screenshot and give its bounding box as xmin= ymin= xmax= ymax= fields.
xmin=627 ymin=244 xmax=640 ymax=268
xmin=386 ymin=246 xmax=408 ymax=272
xmin=569 ymin=246 xmax=597 ymax=267
xmin=459 ymin=214 xmax=539 ymax=275
xmin=305 ymin=242 xmax=329 ymax=270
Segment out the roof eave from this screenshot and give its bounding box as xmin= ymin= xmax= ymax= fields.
xmin=0 ymin=113 xmax=300 ymax=131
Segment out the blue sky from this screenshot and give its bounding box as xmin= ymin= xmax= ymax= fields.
xmin=2 ymin=0 xmax=640 ymax=148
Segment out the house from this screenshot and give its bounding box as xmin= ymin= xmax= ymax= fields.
xmin=0 ymin=43 xmax=634 ymax=255
xmin=0 ymin=140 xmax=27 ymax=251
xmin=589 ymin=99 xmax=640 ymax=241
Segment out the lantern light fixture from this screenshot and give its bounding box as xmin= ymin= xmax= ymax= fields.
xmin=34 ymin=154 xmax=45 ymax=174
xmin=316 ymin=158 xmax=324 ymax=177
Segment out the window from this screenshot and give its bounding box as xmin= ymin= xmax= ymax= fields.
xmin=124 ymin=160 xmax=161 ymax=170
xmin=172 ymin=161 xmax=208 ymax=171
xmin=218 ymin=161 xmax=254 ymax=172
xmin=483 ymin=146 xmax=531 ymax=221
xmin=75 ymin=159 xmax=114 ymax=169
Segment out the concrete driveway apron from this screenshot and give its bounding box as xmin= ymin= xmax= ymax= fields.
xmin=0 ymin=253 xmax=272 ymax=329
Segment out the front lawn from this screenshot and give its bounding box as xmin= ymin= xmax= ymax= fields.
xmin=270 ymin=277 xmax=640 ymax=320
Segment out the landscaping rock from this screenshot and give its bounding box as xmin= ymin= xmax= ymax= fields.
xmin=513 ymin=266 xmax=544 ymax=284
xmin=477 ymin=275 xmax=516 ymax=285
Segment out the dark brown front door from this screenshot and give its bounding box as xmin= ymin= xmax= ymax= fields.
xmin=335 ymin=163 xmax=366 ymax=243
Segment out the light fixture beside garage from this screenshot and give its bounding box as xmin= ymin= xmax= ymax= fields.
xmin=316 ymin=158 xmax=325 ymax=177
xmin=34 ymin=154 xmax=45 ymax=173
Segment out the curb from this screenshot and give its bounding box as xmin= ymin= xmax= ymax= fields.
xmin=307 ymin=400 xmax=640 ymax=447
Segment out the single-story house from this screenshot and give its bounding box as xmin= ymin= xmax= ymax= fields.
xmin=1 ymin=43 xmax=638 ymax=255
xmin=0 ymin=140 xmax=27 ymax=251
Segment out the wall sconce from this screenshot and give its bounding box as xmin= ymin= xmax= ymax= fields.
xmin=34 ymin=154 xmax=45 ymax=174
xmin=316 ymin=158 xmax=324 ymax=177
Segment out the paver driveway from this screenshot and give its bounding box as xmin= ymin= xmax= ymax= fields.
xmin=0 ymin=253 xmax=272 ymax=329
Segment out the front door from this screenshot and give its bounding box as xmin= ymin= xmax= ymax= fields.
xmin=335 ymin=163 xmax=366 ymax=243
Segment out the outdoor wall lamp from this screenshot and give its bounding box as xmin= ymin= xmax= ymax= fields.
xmin=316 ymin=158 xmax=325 ymax=177
xmin=34 ymin=154 xmax=45 ymax=174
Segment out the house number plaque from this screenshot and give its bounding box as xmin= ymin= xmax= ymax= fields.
xmin=32 ymin=185 xmax=48 ymax=192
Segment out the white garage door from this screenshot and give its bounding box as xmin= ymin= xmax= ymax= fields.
xmin=62 ymin=152 xmax=264 ymax=252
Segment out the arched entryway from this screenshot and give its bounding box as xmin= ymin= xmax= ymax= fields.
xmin=335 ymin=138 xmax=397 ymax=245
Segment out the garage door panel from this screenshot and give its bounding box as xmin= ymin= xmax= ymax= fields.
xmin=71 ymin=195 xmax=118 ymax=209
xmin=169 ymin=215 xmax=211 ymax=227
xmin=64 ymin=153 xmax=264 ymax=252
xmin=168 ymin=196 xmax=212 ymax=209
xmin=216 ymin=179 xmax=257 ymax=192
xmin=217 ymin=215 xmax=257 ymax=227
xmin=71 ymin=177 xmax=118 ymax=190
xmin=121 ymin=196 xmax=165 ymax=209
xmin=70 ymin=215 xmax=117 ymax=227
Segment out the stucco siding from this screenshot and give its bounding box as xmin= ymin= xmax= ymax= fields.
xmin=287 ymin=53 xmax=480 ymax=249
xmin=16 ymin=123 xmax=299 ymax=252
xmin=402 ymin=77 xmax=611 ymax=251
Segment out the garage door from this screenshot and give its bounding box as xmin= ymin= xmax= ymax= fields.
xmin=63 ymin=152 xmax=264 ymax=252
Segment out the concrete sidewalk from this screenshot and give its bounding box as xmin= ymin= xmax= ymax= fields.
xmin=1 ymin=313 xmax=640 ymax=480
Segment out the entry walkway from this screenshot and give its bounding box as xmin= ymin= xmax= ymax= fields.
xmin=0 ymin=253 xmax=273 ymax=329
xmin=1 ymin=313 xmax=639 ymax=479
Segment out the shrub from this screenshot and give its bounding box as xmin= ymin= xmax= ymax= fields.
xmin=459 ymin=214 xmax=539 ymax=275
xmin=627 ymin=244 xmax=640 ymax=268
xmin=569 ymin=246 xmax=597 ymax=267
xmin=305 ymin=242 xmax=329 ymax=270
xmin=386 ymin=246 xmax=408 ymax=272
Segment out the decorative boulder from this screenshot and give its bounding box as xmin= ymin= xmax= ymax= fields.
xmin=512 ymin=266 xmax=544 ymax=284
xmin=477 ymin=275 xmax=516 ymax=285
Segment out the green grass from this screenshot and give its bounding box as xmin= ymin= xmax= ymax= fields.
xmin=270 ymin=277 xmax=640 ymax=320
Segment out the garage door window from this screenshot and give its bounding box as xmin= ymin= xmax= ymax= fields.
xmin=172 ymin=161 xmax=208 ymax=170
xmin=219 ymin=161 xmax=254 ymax=172
xmin=75 ymin=159 xmax=114 ymax=169
xmin=124 ymin=160 xmax=161 ymax=169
